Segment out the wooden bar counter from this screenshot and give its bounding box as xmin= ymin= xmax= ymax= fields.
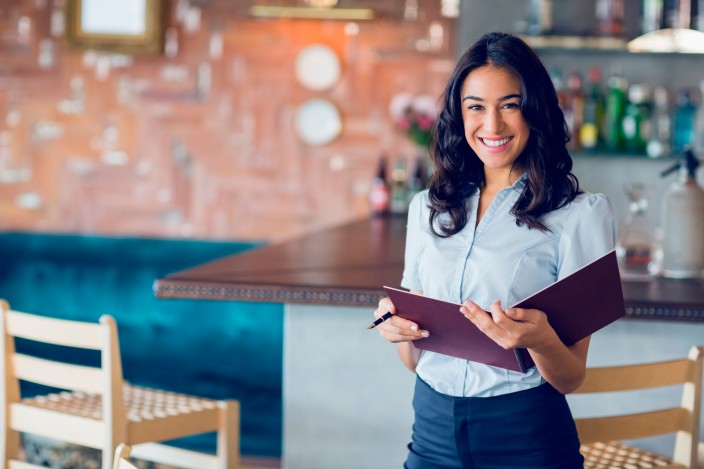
xmin=155 ymin=216 xmax=704 ymax=467
xmin=155 ymin=216 xmax=704 ymax=320
xmin=155 ymin=216 xmax=406 ymax=306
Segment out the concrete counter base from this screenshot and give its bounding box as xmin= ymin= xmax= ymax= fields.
xmin=283 ymin=303 xmax=414 ymax=469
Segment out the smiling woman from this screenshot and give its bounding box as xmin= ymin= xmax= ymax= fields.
xmin=371 ymin=32 xmax=617 ymax=469
xmin=65 ymin=0 xmax=165 ymax=55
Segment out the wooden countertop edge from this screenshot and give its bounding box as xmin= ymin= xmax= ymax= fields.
xmin=153 ymin=279 xmax=385 ymax=307
xmin=154 ymin=279 xmax=704 ymax=321
xmin=152 ymin=217 xmax=703 ymax=321
xmin=624 ymin=302 xmax=704 ymax=321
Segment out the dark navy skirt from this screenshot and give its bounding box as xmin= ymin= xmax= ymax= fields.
xmin=405 ymin=376 xmax=584 ymax=469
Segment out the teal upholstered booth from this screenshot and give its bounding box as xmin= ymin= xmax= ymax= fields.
xmin=0 ymin=231 xmax=283 ymax=458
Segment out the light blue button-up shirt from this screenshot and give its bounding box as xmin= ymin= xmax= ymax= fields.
xmin=401 ymin=176 xmax=617 ymax=397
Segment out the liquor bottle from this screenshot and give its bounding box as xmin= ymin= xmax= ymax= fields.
xmin=646 ymin=86 xmax=672 ymax=158
xmin=664 ymin=0 xmax=698 ymax=28
xmin=622 ymin=84 xmax=652 ymax=154
xmin=672 ymin=88 xmax=697 ymax=156
xmin=693 ymin=80 xmax=704 ymax=156
xmin=595 ymin=0 xmax=625 ymax=37
xmin=389 ymin=157 xmax=409 ymax=215
xmin=564 ymin=71 xmax=584 ymax=150
xmin=369 ymin=155 xmax=390 ymax=216
xmin=549 ymin=67 xmax=566 ymax=110
xmin=617 ymin=182 xmax=657 ymax=278
xmin=525 ymin=0 xmax=553 ymax=35
xmin=642 ymin=0 xmax=666 ymax=34
xmin=406 ymin=156 xmax=427 ymax=204
xmin=603 ymin=73 xmax=628 ymax=152
xmin=579 ymin=67 xmax=605 ymax=152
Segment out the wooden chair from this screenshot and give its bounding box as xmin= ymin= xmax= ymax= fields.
xmin=0 ymin=300 xmax=240 ymax=469
xmin=113 ymin=443 xmax=138 ymax=469
xmin=573 ymin=345 xmax=703 ymax=469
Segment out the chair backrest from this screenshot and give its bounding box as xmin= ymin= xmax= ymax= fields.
xmin=112 ymin=443 xmax=138 ymax=469
xmin=0 ymin=300 xmax=127 ymax=446
xmin=572 ymin=345 xmax=704 ymax=467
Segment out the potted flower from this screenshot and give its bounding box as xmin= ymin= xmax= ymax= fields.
xmin=389 ymin=92 xmax=438 ymax=148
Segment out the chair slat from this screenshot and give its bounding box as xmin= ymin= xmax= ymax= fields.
xmin=10 ymin=403 xmax=105 ymax=448
xmin=129 ymin=408 xmax=220 ymax=444
xmin=5 ymin=310 xmax=105 ymax=350
xmin=9 ymin=461 xmax=49 ymax=469
xmin=130 ymin=442 xmax=219 ymax=469
xmin=12 ymin=353 xmax=104 ymax=394
xmin=575 ymin=359 xmax=693 ymax=393
xmin=576 ymin=407 xmax=691 ymax=444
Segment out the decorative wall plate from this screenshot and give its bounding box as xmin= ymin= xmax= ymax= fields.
xmin=294 ymin=44 xmax=341 ymax=91
xmin=294 ymin=98 xmax=342 ymax=146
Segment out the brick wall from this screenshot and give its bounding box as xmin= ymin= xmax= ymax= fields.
xmin=0 ymin=0 xmax=456 ymax=241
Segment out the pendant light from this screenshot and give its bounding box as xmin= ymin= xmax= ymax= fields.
xmin=249 ymin=0 xmax=374 ymax=21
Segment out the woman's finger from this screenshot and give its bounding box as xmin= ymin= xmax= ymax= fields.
xmin=460 ymin=300 xmax=494 ymax=328
xmin=378 ymin=316 xmax=429 ymax=341
xmin=461 ymin=299 xmax=515 ymax=349
xmin=374 ymin=297 xmax=396 ymax=319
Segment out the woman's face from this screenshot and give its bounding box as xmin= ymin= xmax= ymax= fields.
xmin=460 ymin=65 xmax=530 ymax=179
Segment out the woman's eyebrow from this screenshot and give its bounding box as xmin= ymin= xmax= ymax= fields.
xmin=499 ymin=93 xmax=522 ymax=101
xmin=462 ymin=93 xmax=522 ymax=102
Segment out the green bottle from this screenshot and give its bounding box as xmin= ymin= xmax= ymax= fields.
xmin=622 ymin=84 xmax=652 ymax=154
xmin=603 ymin=74 xmax=628 ymax=152
xmin=579 ymin=67 xmax=605 ymax=152
xmin=389 ymin=157 xmax=408 ymax=215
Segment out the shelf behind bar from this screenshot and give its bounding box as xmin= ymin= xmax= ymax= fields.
xmin=519 ymin=34 xmax=628 ymax=51
xmin=520 ymin=32 xmax=704 ymax=55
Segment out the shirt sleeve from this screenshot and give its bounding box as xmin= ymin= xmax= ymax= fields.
xmin=557 ymin=193 xmax=618 ymax=281
xmin=400 ymin=191 xmax=426 ymax=291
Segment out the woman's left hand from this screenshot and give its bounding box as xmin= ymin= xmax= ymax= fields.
xmin=459 ymin=299 xmax=558 ymax=350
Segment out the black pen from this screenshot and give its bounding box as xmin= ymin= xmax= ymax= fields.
xmin=367 ymin=311 xmax=393 ymax=330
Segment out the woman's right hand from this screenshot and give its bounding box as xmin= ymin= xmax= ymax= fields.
xmin=374 ymin=296 xmax=429 ymax=343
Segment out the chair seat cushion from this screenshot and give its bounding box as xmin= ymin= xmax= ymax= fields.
xmin=581 ymin=441 xmax=685 ymax=469
xmin=21 ymin=384 xmax=219 ymax=422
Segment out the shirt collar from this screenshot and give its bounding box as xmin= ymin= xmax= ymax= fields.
xmin=467 ymin=172 xmax=527 ymax=197
xmin=510 ymin=173 xmax=527 ymax=191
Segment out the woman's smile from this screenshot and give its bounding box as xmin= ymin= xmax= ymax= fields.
xmin=480 ymin=136 xmax=514 ymax=150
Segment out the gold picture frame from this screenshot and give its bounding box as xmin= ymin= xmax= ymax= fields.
xmin=65 ymin=0 xmax=165 ymax=55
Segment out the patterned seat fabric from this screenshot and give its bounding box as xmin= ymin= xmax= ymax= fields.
xmin=581 ymin=441 xmax=685 ymax=469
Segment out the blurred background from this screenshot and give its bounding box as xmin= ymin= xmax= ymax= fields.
xmin=1 ymin=0 xmax=704 ymax=465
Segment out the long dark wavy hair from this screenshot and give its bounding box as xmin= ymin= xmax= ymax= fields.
xmin=428 ymin=32 xmax=580 ymax=237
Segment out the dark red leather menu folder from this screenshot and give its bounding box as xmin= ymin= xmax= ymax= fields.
xmin=383 ymin=249 xmax=625 ymax=373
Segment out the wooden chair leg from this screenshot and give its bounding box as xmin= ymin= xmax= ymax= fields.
xmin=2 ymin=427 xmax=20 ymax=465
xmin=113 ymin=443 xmax=134 ymax=469
xmin=104 ymin=445 xmax=117 ymax=469
xmin=104 ymin=434 xmax=119 ymax=469
xmin=217 ymin=400 xmax=240 ymax=469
